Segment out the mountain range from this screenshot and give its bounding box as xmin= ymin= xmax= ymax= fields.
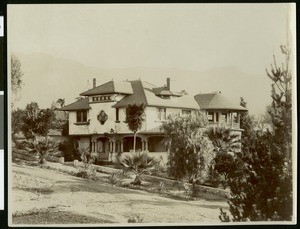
xmin=13 ymin=52 xmax=272 ymax=116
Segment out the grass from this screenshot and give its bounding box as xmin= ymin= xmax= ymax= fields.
xmin=12 ymin=211 xmax=115 ymax=224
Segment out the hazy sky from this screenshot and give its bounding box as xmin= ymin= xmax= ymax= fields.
xmin=8 ymin=4 xmax=291 ymax=74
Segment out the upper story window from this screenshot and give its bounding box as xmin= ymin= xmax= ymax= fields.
xmin=115 ymin=108 xmax=120 ymax=122
xmin=157 ymin=108 xmax=166 ymax=120
xmin=182 ymin=110 xmax=191 ymax=116
xmin=208 ymin=111 xmax=214 ymax=122
xmin=76 ymin=110 xmax=88 ymax=123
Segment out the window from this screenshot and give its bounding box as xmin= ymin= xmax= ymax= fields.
xmin=157 ymin=108 xmax=166 ymax=120
xmin=76 ymin=110 xmax=88 ymax=123
xmin=216 ymin=112 xmax=219 ymax=122
xmin=208 ymin=112 xmax=214 ymax=122
xmin=115 ymin=108 xmax=119 ymax=122
xmin=182 ymin=110 xmax=191 ymax=116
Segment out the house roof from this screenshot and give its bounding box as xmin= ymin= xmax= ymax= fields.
xmin=194 ymin=92 xmax=247 ymax=111
xmin=113 ymin=80 xmax=199 ymax=110
xmin=80 ymin=80 xmax=133 ymax=96
xmin=152 ymin=86 xmax=181 ymax=97
xmin=59 ymin=98 xmax=90 ymax=111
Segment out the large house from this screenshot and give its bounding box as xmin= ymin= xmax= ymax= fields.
xmin=60 ymin=78 xmax=247 ymax=162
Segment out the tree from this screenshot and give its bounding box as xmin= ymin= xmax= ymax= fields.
xmin=161 ymin=112 xmax=214 ymax=182
xmin=239 ymin=97 xmax=256 ymax=152
xmin=206 ymin=127 xmax=241 ymax=188
xmin=11 ymin=55 xmax=24 ymax=106
xmin=125 ymin=103 xmax=146 ymax=153
xmin=11 ymin=108 xmax=25 ymax=143
xmin=220 ymin=46 xmax=293 ymax=221
xmin=266 ymin=45 xmax=292 ymax=161
xmin=21 ymin=102 xmax=56 ymax=139
xmin=206 ymin=127 xmax=240 ymax=154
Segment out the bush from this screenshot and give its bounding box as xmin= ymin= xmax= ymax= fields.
xmin=58 ymin=137 xmax=80 ymax=161
xmin=25 ymin=137 xmax=57 ymax=164
xmin=116 ymin=151 xmax=159 ymax=185
xmin=161 ymin=112 xmax=214 ymax=182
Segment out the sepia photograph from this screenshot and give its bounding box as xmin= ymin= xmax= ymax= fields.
xmin=7 ymin=3 xmax=296 ymax=226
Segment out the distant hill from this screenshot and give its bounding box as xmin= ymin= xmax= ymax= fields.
xmin=13 ymin=52 xmax=272 ymax=116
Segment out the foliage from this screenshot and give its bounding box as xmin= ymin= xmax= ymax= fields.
xmin=116 ymin=151 xmax=159 ymax=185
xmin=127 ymin=216 xmax=144 ymax=223
xmin=213 ymin=152 xmax=236 ymax=189
xmin=11 ymin=108 xmax=25 ymax=143
xmin=239 ymin=98 xmax=256 ymax=151
xmin=266 ymin=45 xmax=292 ymax=160
xmin=161 ymin=112 xmax=214 ymax=182
xmin=11 ymin=55 xmax=24 ymax=105
xmin=26 ymin=137 xmax=57 ymax=164
xmin=20 ymin=102 xmax=56 ymax=139
xmin=221 ymin=46 xmax=293 ymax=221
xmin=76 ymin=147 xmax=96 ymax=179
xmin=125 ymin=103 xmax=146 ymax=153
xmin=206 ymin=127 xmax=240 ymax=188
xmin=206 ymin=127 xmax=240 ymax=154
xmin=58 ymin=137 xmax=79 ymax=161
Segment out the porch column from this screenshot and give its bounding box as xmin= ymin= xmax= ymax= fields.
xmin=145 ymin=139 xmax=148 ymax=151
xmin=231 ymin=111 xmax=233 ymax=128
xmin=112 ymin=140 xmax=116 ymax=153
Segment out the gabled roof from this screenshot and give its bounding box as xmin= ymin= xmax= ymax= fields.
xmin=59 ymin=98 xmax=90 ymax=111
xmin=80 ymin=80 xmax=133 ymax=96
xmin=113 ymin=80 xmax=199 ymax=110
xmin=194 ymin=92 xmax=247 ymax=111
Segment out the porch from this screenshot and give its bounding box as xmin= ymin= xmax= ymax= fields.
xmin=88 ymin=134 xmax=167 ymax=163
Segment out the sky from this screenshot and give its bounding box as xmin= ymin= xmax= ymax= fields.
xmin=7 ymin=3 xmax=295 ymax=114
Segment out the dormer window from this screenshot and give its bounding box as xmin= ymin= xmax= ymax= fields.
xmin=92 ymin=95 xmax=112 ymax=102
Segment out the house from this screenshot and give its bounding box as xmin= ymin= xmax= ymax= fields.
xmin=60 ymin=78 xmax=247 ymax=162
xmin=194 ymin=91 xmax=247 ymax=140
xmin=60 ymin=78 xmax=200 ymax=162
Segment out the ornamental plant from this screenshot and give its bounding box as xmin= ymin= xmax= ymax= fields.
xmin=161 ymin=112 xmax=214 ymax=183
xmin=116 ymin=151 xmax=159 ymax=185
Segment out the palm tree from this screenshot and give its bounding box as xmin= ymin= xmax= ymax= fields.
xmin=125 ymin=103 xmax=146 ymax=153
xmin=206 ymin=127 xmax=240 ymax=154
xmin=26 ymin=137 xmax=57 ymax=164
xmin=117 ymin=151 xmax=158 ymax=185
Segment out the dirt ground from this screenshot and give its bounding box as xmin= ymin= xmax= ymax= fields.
xmin=11 ymin=163 xmax=228 ymax=225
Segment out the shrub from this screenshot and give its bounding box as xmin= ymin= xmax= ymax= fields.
xmin=127 ymin=216 xmax=144 ymax=223
xmin=161 ymin=112 xmax=214 ymax=182
xmin=25 ymin=137 xmax=57 ymax=164
xmin=58 ymin=137 xmax=80 ymax=161
xmin=116 ymin=151 xmax=159 ymax=185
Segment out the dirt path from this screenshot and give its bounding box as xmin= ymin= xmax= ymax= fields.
xmin=11 ymin=163 xmax=228 ymax=225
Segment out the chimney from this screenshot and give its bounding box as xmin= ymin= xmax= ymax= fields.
xmin=166 ymin=78 xmax=170 ymax=90
xmin=93 ymin=78 xmax=96 ymax=88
